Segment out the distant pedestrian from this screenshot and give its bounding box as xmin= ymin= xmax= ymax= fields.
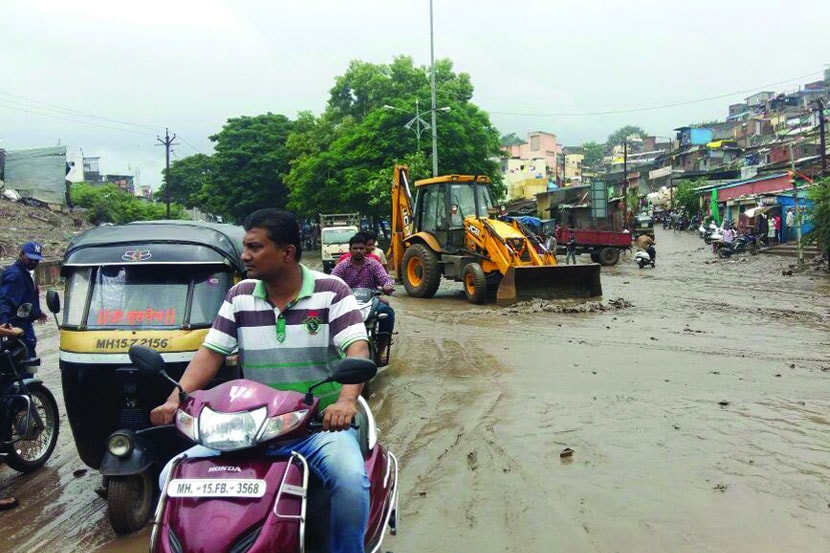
xmin=566 ymin=231 xmax=577 ymax=265
xmin=774 ymin=214 xmax=782 ymax=245
xmin=785 ymin=208 xmax=794 ymax=243
xmin=758 ymin=214 xmax=769 ymax=246
xmin=768 ymin=215 xmax=778 ymax=245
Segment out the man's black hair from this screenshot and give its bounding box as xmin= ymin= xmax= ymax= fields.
xmin=243 ymin=208 xmax=302 ymax=261
xmin=349 ymin=232 xmax=369 ymax=247
xmin=362 ymin=229 xmax=377 ymax=242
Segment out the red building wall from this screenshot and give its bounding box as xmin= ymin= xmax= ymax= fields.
xmin=717 ymin=174 xmax=790 ymax=202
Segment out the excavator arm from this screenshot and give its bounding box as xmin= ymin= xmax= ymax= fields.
xmin=390 ymin=165 xmax=415 ymax=279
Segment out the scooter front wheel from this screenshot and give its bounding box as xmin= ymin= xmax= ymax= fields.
xmin=108 ymin=471 xmax=156 ymax=534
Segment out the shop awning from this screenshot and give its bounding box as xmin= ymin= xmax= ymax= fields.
xmin=744 ymin=205 xmax=774 ymax=218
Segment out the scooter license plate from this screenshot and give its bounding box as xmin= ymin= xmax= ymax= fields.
xmin=167 ymin=479 xmax=267 ymax=498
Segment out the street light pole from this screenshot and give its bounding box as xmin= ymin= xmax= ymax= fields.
xmin=415 ymin=98 xmax=421 ymax=152
xmin=429 ymin=0 xmax=439 ymax=176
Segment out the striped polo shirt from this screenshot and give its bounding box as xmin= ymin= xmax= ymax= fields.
xmin=203 ymin=264 xmax=368 ymax=407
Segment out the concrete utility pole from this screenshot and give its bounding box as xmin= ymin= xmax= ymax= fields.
xmin=622 ymin=140 xmax=629 ymax=229
xmin=814 ymin=98 xmax=827 ymax=176
xmin=788 ymin=143 xmax=804 ymax=269
xmin=156 ymin=128 xmax=178 ymax=217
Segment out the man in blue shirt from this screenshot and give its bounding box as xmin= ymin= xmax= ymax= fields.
xmin=0 ymin=241 xmax=47 ymax=357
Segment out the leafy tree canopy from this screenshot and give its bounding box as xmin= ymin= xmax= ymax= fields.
xmin=71 ymin=182 xmax=186 ymax=224
xmin=200 ymin=113 xmax=294 ymax=223
xmin=607 ymin=125 xmax=648 ymax=146
xmin=501 ymin=133 xmax=524 ymax=146
xmin=285 ymin=55 xmax=504 ymax=217
xmin=581 ymin=141 xmax=605 ymax=167
xmin=806 ymin=177 xmax=830 ymax=259
xmin=673 ymin=178 xmax=706 ymax=216
xmin=157 ymin=153 xmax=213 ymax=208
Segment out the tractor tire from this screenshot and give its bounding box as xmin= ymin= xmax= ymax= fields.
xmin=462 ymin=263 xmax=487 ymax=304
xmin=590 ymin=252 xmax=600 ymax=263
xmin=401 ymin=244 xmax=441 ymax=298
xmin=598 ymin=247 xmax=620 ymax=266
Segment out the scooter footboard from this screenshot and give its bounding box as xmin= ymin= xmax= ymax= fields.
xmin=151 ymin=453 xmax=307 ymax=553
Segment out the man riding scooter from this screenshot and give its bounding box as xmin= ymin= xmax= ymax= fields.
xmin=151 ymin=209 xmax=372 ymax=553
xmin=636 ymin=234 xmax=656 ymax=267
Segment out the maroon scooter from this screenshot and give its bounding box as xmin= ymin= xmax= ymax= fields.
xmin=127 ymin=346 xmax=399 ymax=553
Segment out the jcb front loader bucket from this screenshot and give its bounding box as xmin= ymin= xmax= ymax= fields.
xmin=496 ymin=264 xmax=602 ymax=305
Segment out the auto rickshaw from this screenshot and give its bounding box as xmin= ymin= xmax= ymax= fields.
xmin=633 ymin=212 xmax=655 ymax=240
xmin=48 ymin=221 xmax=246 ymax=533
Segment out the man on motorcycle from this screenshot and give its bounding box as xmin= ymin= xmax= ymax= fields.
xmin=331 ymin=234 xmax=395 ymax=365
xmin=151 ymin=208 xmax=372 ymax=553
xmin=0 ymin=241 xmax=47 ymax=357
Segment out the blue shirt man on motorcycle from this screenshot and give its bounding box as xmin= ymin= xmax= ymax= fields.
xmin=0 ymin=241 xmax=47 ymax=357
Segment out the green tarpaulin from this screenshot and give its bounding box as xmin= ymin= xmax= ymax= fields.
xmin=709 ymin=189 xmax=720 ymax=225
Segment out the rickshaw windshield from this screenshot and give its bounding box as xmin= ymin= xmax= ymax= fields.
xmin=63 ymin=265 xmax=232 ymax=329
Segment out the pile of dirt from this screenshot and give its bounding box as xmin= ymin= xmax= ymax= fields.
xmin=498 ymin=297 xmax=634 ymax=314
xmin=0 ymin=198 xmax=93 ymax=263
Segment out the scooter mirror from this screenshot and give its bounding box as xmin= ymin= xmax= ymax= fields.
xmin=46 ymin=290 xmax=61 ymax=314
xmin=333 ymin=357 xmax=377 ymax=385
xmin=128 ymin=345 xmax=166 ymax=376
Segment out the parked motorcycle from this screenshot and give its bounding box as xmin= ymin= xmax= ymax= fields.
xmin=353 ymin=287 xmax=392 ymax=369
xmin=128 ymin=346 xmax=400 ymax=553
xmin=717 ymin=234 xmax=758 ymax=258
xmin=0 ymin=326 xmax=60 ymax=473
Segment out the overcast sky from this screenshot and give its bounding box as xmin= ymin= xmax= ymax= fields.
xmin=1 ymin=0 xmax=827 ymax=190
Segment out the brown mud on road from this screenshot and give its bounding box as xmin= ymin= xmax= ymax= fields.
xmin=1 ymin=228 xmax=828 ymax=553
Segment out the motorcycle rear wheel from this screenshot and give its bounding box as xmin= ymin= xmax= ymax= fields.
xmin=108 ymin=471 xmax=155 ymax=534
xmin=717 ymin=247 xmax=732 ymax=259
xmin=5 ymin=383 xmax=60 ymax=473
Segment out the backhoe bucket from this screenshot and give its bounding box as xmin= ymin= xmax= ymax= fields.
xmin=496 ymin=264 xmax=602 ymax=305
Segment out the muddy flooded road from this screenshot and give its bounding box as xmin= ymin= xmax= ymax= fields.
xmin=2 ymin=228 xmax=828 ymax=553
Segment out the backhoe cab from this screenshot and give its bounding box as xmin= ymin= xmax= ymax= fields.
xmin=390 ymin=165 xmax=602 ymax=305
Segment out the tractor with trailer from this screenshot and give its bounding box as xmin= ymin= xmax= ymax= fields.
xmin=389 ymin=165 xmax=602 ymax=305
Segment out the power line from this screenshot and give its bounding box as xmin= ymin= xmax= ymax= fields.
xmin=0 ymin=99 xmax=156 ymax=136
xmin=488 ymin=71 xmax=825 ymax=118
xmin=177 ymin=136 xmax=205 ymax=155
xmin=0 ymin=90 xmax=163 ymax=131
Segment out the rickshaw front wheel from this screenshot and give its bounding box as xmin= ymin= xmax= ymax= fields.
xmin=108 ymin=471 xmax=155 ymax=534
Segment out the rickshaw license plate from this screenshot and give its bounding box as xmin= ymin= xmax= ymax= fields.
xmin=168 ymin=479 xmax=266 ymax=498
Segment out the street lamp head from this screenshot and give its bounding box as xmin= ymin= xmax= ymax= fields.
xmin=438 ymin=106 xmax=451 ymax=113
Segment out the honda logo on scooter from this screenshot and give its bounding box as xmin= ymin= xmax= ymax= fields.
xmin=208 ymin=466 xmax=242 ymax=473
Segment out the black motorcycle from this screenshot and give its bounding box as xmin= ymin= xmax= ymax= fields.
xmin=717 ymin=233 xmax=759 ymax=258
xmin=353 ymin=288 xmax=392 ymax=369
xmin=0 ymin=327 xmax=60 ymax=473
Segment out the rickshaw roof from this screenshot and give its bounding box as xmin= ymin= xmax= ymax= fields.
xmin=63 ymin=220 xmax=246 ymax=271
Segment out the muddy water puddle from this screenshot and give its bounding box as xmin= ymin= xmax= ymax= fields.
xmin=2 ymin=229 xmax=828 ymax=553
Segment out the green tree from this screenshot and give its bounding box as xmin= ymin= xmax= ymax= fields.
xmin=581 ymin=141 xmax=605 ymax=167
xmin=286 ymin=56 xmax=505 ymax=217
xmin=157 ymin=153 xmax=214 ymax=208
xmin=607 ymin=125 xmax=648 ymax=146
xmin=806 ymin=177 xmax=830 ymax=261
xmin=201 ymin=113 xmax=294 ymax=222
xmin=673 ymin=178 xmax=706 ymax=215
xmin=501 ymin=133 xmax=524 ymax=146
xmin=70 ymin=182 xmax=185 ymax=224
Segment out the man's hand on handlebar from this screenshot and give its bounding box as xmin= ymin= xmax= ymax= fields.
xmin=322 ymin=397 xmax=358 ymax=431
xmin=150 ymin=397 xmax=180 ymax=426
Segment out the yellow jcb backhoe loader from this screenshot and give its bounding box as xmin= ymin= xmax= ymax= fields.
xmin=389 ymin=165 xmax=602 ymax=305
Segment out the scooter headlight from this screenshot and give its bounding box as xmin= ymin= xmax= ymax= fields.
xmin=197 ymin=406 xmax=267 ymax=451
xmin=257 ymin=410 xmax=309 ymax=442
xmin=107 ymin=430 xmax=134 ymax=458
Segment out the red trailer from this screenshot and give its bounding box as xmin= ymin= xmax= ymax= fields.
xmin=555 ymin=226 xmax=632 ymax=266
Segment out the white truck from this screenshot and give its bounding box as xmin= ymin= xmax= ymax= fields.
xmin=319 ymin=213 xmax=360 ymax=273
